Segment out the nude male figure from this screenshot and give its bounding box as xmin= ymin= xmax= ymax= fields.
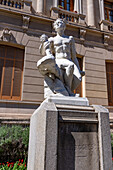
xmin=37 ymin=18 xmax=84 ymax=96
xmin=48 ymin=18 xmax=84 ymax=93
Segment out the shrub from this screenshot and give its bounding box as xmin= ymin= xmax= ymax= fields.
xmin=0 ymin=125 xmax=29 ymax=163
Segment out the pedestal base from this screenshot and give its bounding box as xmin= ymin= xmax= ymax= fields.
xmin=27 ymin=97 xmax=112 ymax=170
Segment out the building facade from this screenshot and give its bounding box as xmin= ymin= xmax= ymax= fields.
xmin=0 ymin=0 xmax=113 ymax=125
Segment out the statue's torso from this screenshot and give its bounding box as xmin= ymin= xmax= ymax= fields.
xmin=49 ymin=35 xmax=72 ymax=60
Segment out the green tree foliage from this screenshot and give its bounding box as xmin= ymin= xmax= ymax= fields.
xmin=0 ymin=125 xmax=29 ymax=163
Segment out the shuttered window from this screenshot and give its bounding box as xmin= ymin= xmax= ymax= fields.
xmin=59 ymin=0 xmax=74 ymax=11
xmin=106 ymin=62 xmax=113 ymax=106
xmin=0 ymin=45 xmax=24 ymax=100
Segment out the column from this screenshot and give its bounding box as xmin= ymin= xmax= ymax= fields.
xmin=74 ymin=0 xmax=79 ymax=12
xmin=74 ymin=0 xmax=83 ymax=14
xmin=79 ymin=0 xmax=83 ymax=14
xmin=99 ymin=0 xmax=107 ymax=31
xmin=35 ymin=0 xmax=44 ymax=13
xmin=99 ymin=0 xmax=105 ymax=20
xmin=45 ymin=0 xmax=53 ymax=16
xmin=53 ymin=0 xmax=58 ymax=7
xmin=87 ymin=0 xmax=95 ymax=26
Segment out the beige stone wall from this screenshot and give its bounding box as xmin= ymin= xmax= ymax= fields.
xmin=22 ymin=39 xmax=44 ymax=102
xmin=85 ymin=47 xmax=108 ymax=106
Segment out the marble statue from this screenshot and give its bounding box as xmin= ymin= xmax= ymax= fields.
xmin=37 ymin=18 xmax=85 ymax=97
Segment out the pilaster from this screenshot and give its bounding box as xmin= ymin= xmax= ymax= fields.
xmin=87 ymin=0 xmax=95 ymax=26
xmin=32 ymin=0 xmax=44 ymax=14
xmin=99 ymin=0 xmax=105 ymax=21
xmin=74 ymin=0 xmax=82 ymax=14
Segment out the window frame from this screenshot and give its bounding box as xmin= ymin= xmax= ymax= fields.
xmin=104 ymin=0 xmax=113 ymax=22
xmin=59 ymin=0 xmax=74 ymax=11
xmin=0 ymin=45 xmax=24 ymax=101
xmin=106 ymin=61 xmax=113 ymax=106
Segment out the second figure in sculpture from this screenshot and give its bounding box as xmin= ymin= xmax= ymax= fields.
xmin=37 ymin=18 xmax=85 ymax=96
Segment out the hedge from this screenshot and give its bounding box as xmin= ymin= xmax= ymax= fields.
xmin=0 ymin=125 xmax=29 ymax=163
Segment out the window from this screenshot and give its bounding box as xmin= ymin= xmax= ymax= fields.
xmin=0 ymin=45 xmax=24 ymax=100
xmin=106 ymin=62 xmax=113 ymax=106
xmin=59 ymin=0 xmax=74 ymax=11
xmin=104 ymin=0 xmax=113 ymax=22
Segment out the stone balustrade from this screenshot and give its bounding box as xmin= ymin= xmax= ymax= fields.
xmin=0 ymin=0 xmax=24 ymax=9
xmin=50 ymin=7 xmax=86 ymax=25
xmin=0 ymin=0 xmax=31 ymax=11
xmin=100 ymin=20 xmax=113 ymax=32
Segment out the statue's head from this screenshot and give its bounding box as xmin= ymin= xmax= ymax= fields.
xmin=40 ymin=34 xmax=48 ymax=42
xmin=53 ymin=18 xmax=67 ymax=32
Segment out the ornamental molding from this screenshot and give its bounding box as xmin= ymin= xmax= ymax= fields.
xmin=22 ymin=15 xmax=30 ymax=31
xmin=0 ymin=28 xmax=12 ymax=42
xmin=80 ymin=29 xmax=86 ymax=41
xmin=104 ymin=34 xmax=110 ymax=46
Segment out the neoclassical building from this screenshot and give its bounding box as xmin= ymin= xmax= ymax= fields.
xmin=0 ymin=0 xmax=113 ymax=125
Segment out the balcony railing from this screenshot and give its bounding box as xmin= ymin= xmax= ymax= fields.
xmin=0 ymin=0 xmax=31 ymax=11
xmin=50 ymin=7 xmax=86 ymax=25
xmin=0 ymin=0 xmax=24 ymax=9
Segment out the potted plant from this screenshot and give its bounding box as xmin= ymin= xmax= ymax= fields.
xmin=58 ymin=5 xmax=64 ymax=9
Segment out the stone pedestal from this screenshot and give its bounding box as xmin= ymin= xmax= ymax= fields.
xmin=27 ymin=97 xmax=112 ymax=170
xmin=45 ymin=96 xmax=89 ymax=106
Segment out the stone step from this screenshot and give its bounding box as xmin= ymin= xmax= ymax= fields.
xmin=0 ymin=113 xmax=31 ymax=124
xmin=0 ymin=119 xmax=30 ymax=124
xmin=106 ymin=106 xmax=113 ymax=112
xmin=102 ymin=106 xmax=113 ymax=123
xmin=0 ymin=113 xmax=32 ymax=119
xmin=109 ymin=112 xmax=113 ymax=121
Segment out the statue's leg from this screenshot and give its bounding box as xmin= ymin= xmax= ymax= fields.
xmin=56 ymin=59 xmax=75 ymax=95
xmin=64 ymin=64 xmax=74 ymax=90
xmin=50 ymin=63 xmax=64 ymax=83
xmin=73 ymin=64 xmax=82 ymax=81
xmin=71 ymin=64 xmax=82 ymax=92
